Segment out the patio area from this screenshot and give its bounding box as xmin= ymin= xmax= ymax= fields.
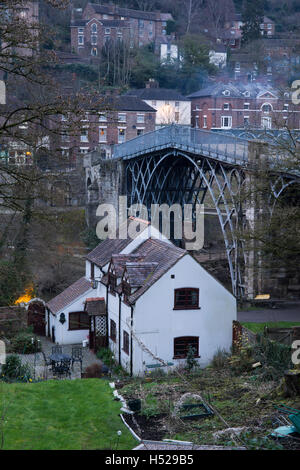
xmin=18 ymin=335 xmax=102 ymax=380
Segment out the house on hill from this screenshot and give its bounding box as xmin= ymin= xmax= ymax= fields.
xmin=125 ymin=80 xmax=191 ymax=128
xmin=46 ymin=218 xmax=236 ymax=375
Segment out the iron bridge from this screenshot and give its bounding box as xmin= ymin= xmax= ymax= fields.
xmin=112 ymin=125 xmax=299 ymax=298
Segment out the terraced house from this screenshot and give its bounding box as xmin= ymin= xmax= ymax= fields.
xmin=71 ymin=2 xmax=174 ymax=59
xmin=46 ymin=218 xmax=236 ymax=376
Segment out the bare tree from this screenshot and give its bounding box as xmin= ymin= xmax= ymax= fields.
xmin=205 ymin=0 xmax=235 ymax=38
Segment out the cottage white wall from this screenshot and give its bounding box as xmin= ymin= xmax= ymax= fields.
xmin=142 ymin=99 xmax=191 ymax=127
xmin=51 ymin=289 xmax=94 ymax=345
xmin=85 ymin=260 xmax=102 ymax=280
xmin=130 ymin=255 xmax=236 ymax=375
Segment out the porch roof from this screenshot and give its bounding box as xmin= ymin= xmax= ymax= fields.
xmin=85 ymin=297 xmax=106 ymax=315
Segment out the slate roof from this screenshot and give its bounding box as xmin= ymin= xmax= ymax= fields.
xmin=89 ymin=3 xmax=172 ymax=21
xmin=187 ymin=82 xmax=278 ymax=99
xmin=71 ymin=20 xmax=87 ymax=27
xmin=46 ymin=277 xmax=92 ymax=315
xmin=110 ymin=254 xmax=142 ymax=277
xmin=125 ymin=262 xmax=158 ymax=288
xmin=125 ymin=88 xmax=190 ymax=102
xmin=127 ymin=238 xmax=187 ymax=303
xmin=85 ymin=297 xmax=106 ymax=315
xmin=114 ymin=95 xmax=156 ymax=112
xmin=86 ymin=217 xmax=150 ymax=268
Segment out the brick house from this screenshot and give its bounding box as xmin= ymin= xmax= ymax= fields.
xmin=71 ymin=2 xmax=174 ymax=59
xmin=188 ymin=82 xmax=300 ymax=130
xmin=222 ymin=13 xmax=275 ymax=49
xmin=58 ymin=94 xmax=156 ymax=161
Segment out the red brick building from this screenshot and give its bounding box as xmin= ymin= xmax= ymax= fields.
xmin=188 ymin=82 xmax=300 ymax=131
xmin=58 ymin=95 xmax=156 ymax=162
xmin=71 ymin=2 xmax=173 ymax=59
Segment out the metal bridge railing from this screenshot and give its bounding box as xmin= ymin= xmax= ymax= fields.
xmin=112 ymin=125 xmax=249 ymax=164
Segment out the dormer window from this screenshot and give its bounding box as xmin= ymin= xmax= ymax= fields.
xmin=223 ymin=90 xmax=230 ymax=96
xmin=91 ymin=23 xmax=97 ymax=34
xmin=123 ymin=281 xmax=131 ymax=303
xmin=243 ymin=91 xmax=250 ymax=97
xmin=108 ymin=272 xmax=117 ymax=293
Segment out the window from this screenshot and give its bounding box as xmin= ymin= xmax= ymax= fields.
xmin=91 ymin=23 xmax=97 ymax=33
xmin=223 ymin=90 xmax=230 ymax=96
xmin=80 ymin=129 xmax=88 ymax=142
xmin=221 ymin=116 xmax=232 ymax=129
xmin=283 ymin=103 xmax=289 ymax=110
xmin=223 ymin=103 xmax=230 ymax=110
xmin=244 ymin=116 xmax=250 ymax=126
xmin=244 ymin=103 xmax=250 ymax=110
xmin=99 ymin=127 xmax=107 ymax=143
xmin=174 ymin=288 xmax=199 ymax=310
xmin=175 ymin=101 xmax=180 ymax=108
xmin=78 ymin=28 xmax=84 ymax=34
xmin=139 ymin=19 xmax=144 ymax=29
xmin=78 ymin=35 xmax=84 ymax=45
xmin=175 ymin=112 xmax=180 ymax=123
xmin=262 ymin=116 xmax=272 ymax=129
xmin=137 ymin=128 xmax=144 ymax=136
xmin=91 ymin=47 xmax=98 ymax=56
xmin=137 ymin=114 xmax=145 ymax=123
xmin=268 ymin=23 xmax=272 ymax=29
xmin=151 ymin=100 xmax=157 ymax=107
xmin=99 ymin=113 xmax=107 ymax=122
xmin=118 ymin=128 xmax=126 ymax=143
xmin=110 ymin=320 xmax=116 ymax=342
xmin=203 ymin=115 xmax=207 ymax=128
xmin=91 ymin=35 xmax=97 ymax=45
xmin=118 ymin=113 xmax=126 ymax=122
xmin=174 ymin=336 xmax=199 ymax=359
xmin=123 ymin=330 xmax=129 ymax=354
xmin=90 ymin=263 xmax=95 ymax=280
xmin=79 ymin=147 xmax=89 ymax=154
xmin=69 ymin=312 xmax=89 ymax=330
xmin=105 ymin=28 xmax=111 ymax=35
xmin=262 ymin=103 xmax=272 ymax=113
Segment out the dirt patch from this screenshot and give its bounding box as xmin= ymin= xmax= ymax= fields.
xmin=123 ymin=413 xmax=168 ymax=441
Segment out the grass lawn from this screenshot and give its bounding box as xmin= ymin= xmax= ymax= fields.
xmin=241 ymin=321 xmax=300 ymax=334
xmin=0 ymin=379 xmax=137 ymax=450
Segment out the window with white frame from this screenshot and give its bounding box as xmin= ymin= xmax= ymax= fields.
xmin=221 ymin=116 xmax=232 ymax=128
xmin=80 ymin=129 xmax=89 ymax=142
xmin=118 ymin=113 xmax=126 ymax=122
xmin=203 ymin=115 xmax=207 ymax=128
xmin=91 ymin=23 xmax=97 ymax=33
xmin=261 ymin=116 xmax=272 ymax=129
xmin=137 ymin=128 xmax=144 ymax=136
xmin=99 ymin=127 xmax=107 ymax=143
xmin=137 ymin=114 xmax=145 ymax=124
xmin=78 ymin=35 xmax=84 ymax=45
xmin=223 ymin=103 xmax=230 ymax=110
xmin=99 ymin=113 xmax=107 ymax=122
xmin=105 ymin=28 xmax=111 ymax=35
xmin=78 ymin=28 xmax=84 ymax=34
xmin=262 ymin=103 xmax=272 ymax=113
xmin=118 ymin=128 xmax=126 ymax=143
xmin=91 ymin=35 xmax=97 ymax=45
xmin=283 ymin=103 xmax=289 ymax=110
xmin=244 ymin=103 xmax=250 ymax=110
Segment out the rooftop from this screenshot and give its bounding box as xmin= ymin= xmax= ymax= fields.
xmin=46 ymin=277 xmax=92 ymax=315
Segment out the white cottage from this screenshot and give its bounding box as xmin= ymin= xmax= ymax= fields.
xmin=46 ymin=218 xmax=236 ymax=375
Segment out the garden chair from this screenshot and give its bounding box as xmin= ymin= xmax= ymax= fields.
xmin=71 ymin=346 xmax=83 ymax=371
xmin=52 ymin=359 xmax=71 ymax=378
xmin=51 ymin=345 xmax=63 ymax=355
xmin=42 ymin=351 xmax=52 ymax=369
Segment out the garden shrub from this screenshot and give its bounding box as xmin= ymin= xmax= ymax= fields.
xmin=211 ymin=349 xmax=230 ymax=369
xmin=84 ymin=363 xmax=103 ymax=378
xmin=1 ymin=354 xmax=32 ymax=381
xmin=11 ymin=331 xmax=41 ymax=354
xmin=96 ymin=348 xmax=114 ymax=366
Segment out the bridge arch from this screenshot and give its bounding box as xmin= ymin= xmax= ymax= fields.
xmin=126 ymin=150 xmax=246 ymax=297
